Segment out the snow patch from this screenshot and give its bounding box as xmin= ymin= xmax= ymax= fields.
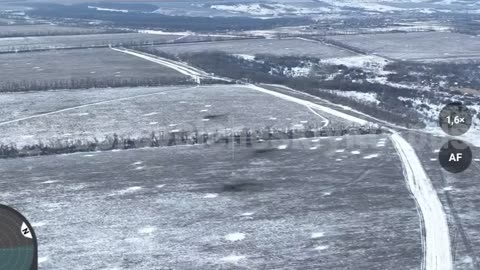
xmin=314 ymin=245 xmax=330 ymax=251
xmin=311 ymin=232 xmax=325 ymax=239
xmin=225 ymin=232 xmax=246 ymax=242
xmin=363 ymin=154 xmax=379 ymax=159
xmin=138 ymin=226 xmax=157 ymax=234
xmin=138 ymin=29 xmax=193 ymax=36
xmin=42 ymin=180 xmax=58 ymax=184
xmin=204 ymin=193 xmax=218 ymax=198
xmin=88 ymin=6 xmax=128 ymax=13
xmin=111 ymin=186 xmax=142 ymax=196
xmin=321 ymin=0 xmax=402 ymax=13
xmin=321 ymin=55 xmax=389 ymax=74
xmin=210 ymin=3 xmax=333 ymax=16
xmin=233 ymin=54 xmax=256 ymax=61
xmin=220 ymin=255 xmax=246 ymax=263
xmin=32 ymin=221 xmax=47 ymax=227
xmin=329 ymin=90 xmax=380 ymax=105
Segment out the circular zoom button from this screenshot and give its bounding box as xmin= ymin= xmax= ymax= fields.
xmin=439 ymin=102 xmax=472 ymax=136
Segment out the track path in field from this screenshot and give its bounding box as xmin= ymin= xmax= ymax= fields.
xmin=116 ymin=47 xmax=453 ymax=270
xmin=0 ymin=86 xmax=198 ymax=127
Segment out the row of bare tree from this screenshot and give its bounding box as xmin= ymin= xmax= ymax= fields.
xmin=0 ymin=126 xmax=383 ymax=159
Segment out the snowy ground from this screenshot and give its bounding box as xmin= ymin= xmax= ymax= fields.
xmin=151 ymin=38 xmax=356 ymax=59
xmin=320 ymin=55 xmax=390 ymax=75
xmin=0 ymin=85 xmax=330 ymax=146
xmin=0 ymin=135 xmax=423 ymax=269
xmin=326 ymin=90 xmax=380 ymax=105
xmin=329 ymin=32 xmax=480 ymax=62
xmin=0 ymin=33 xmax=180 ymax=53
xmin=0 ymin=48 xmax=186 ymax=90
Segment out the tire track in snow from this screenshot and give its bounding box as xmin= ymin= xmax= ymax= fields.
xmin=112 ymin=47 xmax=231 ymax=83
xmin=307 ymin=106 xmax=330 ymax=128
xmin=390 ymin=132 xmax=453 ymax=270
xmin=0 ymin=86 xmax=198 ymax=127
xmin=115 ymin=47 xmax=453 ymax=270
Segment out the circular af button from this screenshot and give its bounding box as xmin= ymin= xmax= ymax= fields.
xmin=439 ymin=140 xmax=472 ymax=173
xmin=439 ymin=102 xmax=472 ymax=136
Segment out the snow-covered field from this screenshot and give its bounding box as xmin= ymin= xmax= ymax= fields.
xmin=0 ymin=135 xmax=423 ymax=269
xmin=0 ymin=85 xmax=329 ymax=146
xmin=151 ymin=38 xmax=356 ymax=59
xmin=0 ymin=33 xmax=180 ymax=53
xmin=0 ymin=48 xmax=186 ymax=91
xmin=329 ymin=32 xmax=480 ymax=62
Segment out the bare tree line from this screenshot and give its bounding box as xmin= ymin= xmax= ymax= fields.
xmin=0 ymin=28 xmax=129 ymax=39
xmin=0 ymin=125 xmax=383 ymax=159
xmin=0 ymin=77 xmax=195 ymax=92
xmin=0 ymin=35 xmax=254 ymax=54
xmin=0 ymin=39 xmax=172 ymax=54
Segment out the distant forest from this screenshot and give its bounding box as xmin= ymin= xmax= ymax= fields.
xmin=27 ymin=4 xmax=312 ymax=32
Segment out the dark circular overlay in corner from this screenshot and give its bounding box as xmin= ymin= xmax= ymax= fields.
xmin=439 ymin=140 xmax=472 ymax=174
xmin=0 ymin=205 xmax=37 ymax=270
xmin=439 ymin=102 xmax=473 ymax=136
